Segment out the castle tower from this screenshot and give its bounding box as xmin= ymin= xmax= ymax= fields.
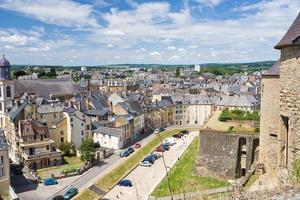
xmin=259 ymin=12 xmax=300 ymax=187
xmin=0 ymin=55 xmax=14 ymax=127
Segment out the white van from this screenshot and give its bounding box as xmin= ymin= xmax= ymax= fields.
xmin=163 ymin=137 xmax=176 ymax=145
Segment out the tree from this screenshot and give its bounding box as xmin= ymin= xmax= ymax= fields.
xmin=59 ymin=143 xmax=74 ymax=156
xmin=176 ymin=67 xmax=180 ymax=77
xmin=80 ymin=138 xmax=96 ymax=163
xmin=13 ymin=70 xmax=27 ymax=79
xmin=47 ymin=67 xmax=57 ymax=77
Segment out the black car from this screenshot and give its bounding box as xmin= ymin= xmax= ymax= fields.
xmin=159 ymin=127 xmax=165 ymax=132
xmin=127 ymin=147 xmax=134 ymax=154
xmin=181 ymin=130 xmax=189 ymax=135
xmin=52 ymin=195 xmax=64 ymax=200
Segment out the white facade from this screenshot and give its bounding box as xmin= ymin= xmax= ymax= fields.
xmin=194 ymin=64 xmax=201 ymax=72
xmin=93 ymin=131 xmax=124 ymax=150
xmin=64 ymin=110 xmax=92 ymax=148
xmin=0 ymin=80 xmax=14 ymax=128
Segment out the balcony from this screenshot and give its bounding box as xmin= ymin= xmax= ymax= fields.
xmin=21 ymin=150 xmax=61 ymax=161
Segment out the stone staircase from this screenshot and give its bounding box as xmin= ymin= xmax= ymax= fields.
xmin=89 ymin=184 xmax=106 ymax=196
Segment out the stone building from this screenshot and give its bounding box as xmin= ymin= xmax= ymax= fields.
xmin=196 ymin=130 xmax=259 ymax=180
xmin=259 ymin=12 xmax=300 ymax=186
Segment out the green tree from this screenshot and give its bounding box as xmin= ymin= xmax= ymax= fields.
xmin=59 ymin=143 xmax=74 ymax=156
xmin=176 ymin=67 xmax=180 ymax=77
xmin=13 ymin=70 xmax=27 ymax=79
xmin=80 ymin=138 xmax=96 ymax=163
xmin=47 ymin=67 xmax=57 ymax=77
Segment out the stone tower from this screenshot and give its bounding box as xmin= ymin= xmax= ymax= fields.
xmin=259 ymin=12 xmax=300 ymax=186
xmin=0 ymin=55 xmax=14 ymax=127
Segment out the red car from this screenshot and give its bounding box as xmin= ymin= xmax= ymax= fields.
xmin=134 ymin=143 xmax=141 ymax=148
xmin=155 ymin=146 xmax=165 ymax=152
xmin=172 ymin=133 xmax=183 ymax=138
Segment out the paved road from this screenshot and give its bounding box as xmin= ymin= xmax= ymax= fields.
xmin=13 ymin=131 xmax=158 ymax=200
xmin=103 ymin=132 xmax=197 ymax=200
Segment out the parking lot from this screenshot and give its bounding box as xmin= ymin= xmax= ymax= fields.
xmin=103 ymin=131 xmax=198 ymax=200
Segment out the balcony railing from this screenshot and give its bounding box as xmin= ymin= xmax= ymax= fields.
xmin=21 ymin=151 xmax=61 ymax=160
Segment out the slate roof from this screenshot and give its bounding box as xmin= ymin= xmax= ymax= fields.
xmin=263 ymin=60 xmax=280 ymax=76
xmin=275 ymin=13 xmax=300 ymax=49
xmin=0 ymin=55 xmax=10 ymax=67
xmin=14 ymin=79 xmax=82 ymax=99
xmin=93 ymin=126 xmax=123 ymax=137
xmin=214 ymin=94 xmax=259 ymax=107
xmin=171 ymin=94 xmax=212 ymax=105
xmin=118 ymin=101 xmax=144 ymax=116
xmin=9 ymin=101 xmax=28 ymax=122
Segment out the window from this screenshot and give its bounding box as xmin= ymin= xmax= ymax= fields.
xmin=71 ymin=124 xmax=73 ymax=127
xmin=0 ymin=156 xmax=3 ymax=165
xmin=81 ymin=130 xmax=84 ymax=136
xmin=6 ymin=86 xmax=11 ymax=97
xmin=86 ymin=125 xmax=90 ymax=130
xmin=46 ymin=145 xmax=50 ymax=150
xmin=0 ymin=88 xmax=2 ymax=97
xmin=0 ymin=168 xmax=4 ymax=177
xmin=0 ymin=103 xmax=2 ymax=111
xmin=54 ymin=113 xmax=56 ymax=118
xmin=61 ymin=137 xmax=64 ymax=142
xmin=60 ymin=131 xmax=64 ymax=136
xmin=70 ymin=118 xmax=73 ymax=122
xmin=81 ymin=123 xmax=84 ymax=126
xmin=40 ymin=114 xmax=43 ymax=119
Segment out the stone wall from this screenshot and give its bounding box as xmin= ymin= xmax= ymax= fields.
xmin=195 ymin=130 xmax=259 ymax=180
xmin=279 ymin=46 xmax=300 ymax=171
xmin=259 ymin=76 xmax=280 ymax=174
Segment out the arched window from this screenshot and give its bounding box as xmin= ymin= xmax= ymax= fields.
xmin=0 ymin=87 xmax=2 ymax=97
xmin=6 ymin=86 xmax=11 ymax=97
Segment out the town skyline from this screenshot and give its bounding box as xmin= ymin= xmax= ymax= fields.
xmin=0 ymin=0 xmax=299 ymax=65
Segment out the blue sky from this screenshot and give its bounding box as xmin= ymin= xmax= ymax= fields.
xmin=0 ymin=0 xmax=299 ymax=65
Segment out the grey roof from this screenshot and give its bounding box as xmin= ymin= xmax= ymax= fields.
xmin=215 ymin=94 xmax=259 ymax=107
xmin=14 ymin=79 xmax=82 ymax=99
xmin=171 ymin=94 xmax=212 ymax=105
xmin=118 ymin=101 xmax=144 ymax=116
xmin=263 ymin=60 xmax=280 ymax=76
xmin=0 ymin=55 xmax=10 ymax=67
xmin=275 ymin=13 xmax=300 ymax=49
xmin=9 ymin=101 xmax=28 ymax=122
xmin=93 ymin=125 xmax=123 ymax=137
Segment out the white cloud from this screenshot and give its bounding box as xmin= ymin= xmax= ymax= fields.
xmin=140 ymin=48 xmax=147 ymax=51
xmin=0 ymin=0 xmax=98 ymax=28
xmin=177 ymin=48 xmax=186 ymax=52
xmin=194 ymin=0 xmax=223 ymax=7
xmin=149 ymin=51 xmax=161 ymax=60
xmin=167 ymin=46 xmax=176 ymax=50
xmin=188 ymin=45 xmax=198 ymax=49
xmin=107 ymin=43 xmax=114 ymax=48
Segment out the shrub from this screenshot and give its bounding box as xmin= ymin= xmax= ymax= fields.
xmin=254 ymin=128 xmax=260 ymax=133
xmin=293 ymin=159 xmax=300 ymax=183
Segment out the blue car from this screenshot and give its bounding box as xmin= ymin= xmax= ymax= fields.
xmin=120 ymin=150 xmax=130 ymax=157
xmin=118 ymin=179 xmax=133 ymax=187
xmin=44 ymin=178 xmax=58 ymax=186
xmin=63 ymin=187 xmax=78 ymax=200
xmin=162 ymin=144 xmax=170 ymax=151
xmin=143 ymin=156 xmax=155 ymax=164
xmin=127 ymin=147 xmax=134 ymax=154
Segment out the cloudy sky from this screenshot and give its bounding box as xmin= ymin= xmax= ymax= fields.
xmin=0 ymin=0 xmax=299 ymax=65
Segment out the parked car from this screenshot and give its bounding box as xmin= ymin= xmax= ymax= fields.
xmin=154 ymin=128 xmax=159 ymax=134
xmin=52 ymin=195 xmax=64 ymax=200
xmin=159 ymin=127 xmax=165 ymax=132
xmin=181 ymin=130 xmax=189 ymax=135
xmin=162 ymin=144 xmax=170 ymax=151
xmin=44 ymin=178 xmax=58 ymax=186
xmin=127 ymin=147 xmax=135 ymax=154
xmin=163 ymin=137 xmax=176 ymax=145
xmin=134 ymin=143 xmax=141 ymax=148
xmin=172 ymin=133 xmax=183 ymax=138
xmin=140 ymin=161 xmax=152 ymax=167
xmin=155 ymin=146 xmax=165 ymax=152
xmin=118 ymin=179 xmax=133 ymax=187
xmin=63 ymin=187 xmax=78 ymax=200
xmin=151 ymin=152 xmax=162 ymax=159
xmin=143 ymin=156 xmax=155 ymax=164
xmin=120 ymin=150 xmax=130 ymax=157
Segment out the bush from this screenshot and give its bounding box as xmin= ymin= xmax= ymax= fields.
xmin=59 ymin=143 xmax=75 ymax=156
xmin=293 ymin=159 xmax=300 ymax=183
xmin=254 ymin=128 xmax=260 ymax=133
xmin=218 ymin=109 xmax=260 ymax=122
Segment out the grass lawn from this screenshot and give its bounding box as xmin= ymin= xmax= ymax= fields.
xmin=76 ymin=128 xmax=188 ymax=200
xmin=152 ymin=137 xmax=230 ymax=198
xmin=37 ymin=156 xmax=84 ymax=179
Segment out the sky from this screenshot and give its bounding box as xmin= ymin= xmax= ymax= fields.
xmin=0 ymin=0 xmax=299 ymax=65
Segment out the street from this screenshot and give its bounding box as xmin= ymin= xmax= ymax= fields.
xmin=102 ymin=131 xmax=197 ymax=200
xmin=12 ymin=131 xmax=157 ymax=200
